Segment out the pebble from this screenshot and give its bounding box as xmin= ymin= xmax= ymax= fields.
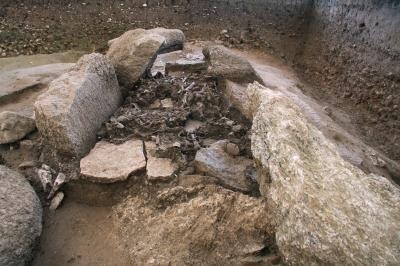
xmin=161 ymin=98 xmax=173 ymax=108
xmin=225 ymin=143 xmax=240 ymax=156
xmin=232 ymin=125 xmax=242 ymax=132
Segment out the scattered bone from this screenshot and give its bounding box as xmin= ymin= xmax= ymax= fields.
xmin=37 ymin=168 xmax=53 ymax=191
xmin=48 ymin=172 xmax=67 ymax=199
xmin=49 ymin=191 xmax=64 ymax=211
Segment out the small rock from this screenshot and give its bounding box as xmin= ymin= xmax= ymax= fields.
xmin=194 ymin=140 xmax=257 ymax=193
xmin=115 ymin=122 xmax=125 ymax=129
xmin=161 ymin=98 xmax=173 ymax=108
xmin=0 ymin=111 xmax=36 ymax=144
xmin=147 ymin=157 xmax=178 ymax=181
xmin=232 ymin=125 xmax=242 ymax=132
xmin=49 ymin=192 xmax=64 ymax=211
xmin=225 ymin=143 xmax=240 ymax=156
xmin=184 ymin=119 xmax=203 ymax=133
xmin=145 ymin=141 xmax=178 ymax=181
xmin=149 ymin=99 xmax=161 ymax=109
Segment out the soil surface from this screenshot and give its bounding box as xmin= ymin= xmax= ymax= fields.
xmin=31 ymin=201 xmax=131 ymax=266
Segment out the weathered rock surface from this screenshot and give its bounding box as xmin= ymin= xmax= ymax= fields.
xmin=0 ymin=165 xmax=42 ymax=266
xmin=146 ymin=157 xmax=177 ymax=181
xmin=35 ymin=53 xmax=121 ymax=157
xmin=145 ymin=141 xmax=178 ymax=181
xmin=113 ymin=185 xmax=274 ymax=265
xmin=222 ymin=80 xmax=257 ymax=119
xmin=107 ymin=28 xmax=185 ymax=86
xmin=80 ymin=139 xmax=146 ymax=183
xmin=0 ymin=111 xmax=36 ymax=144
xmin=150 ymin=44 xmax=205 ymax=76
xmin=0 ymin=63 xmax=74 ymax=102
xmin=248 ymin=82 xmax=400 ymax=265
xmin=194 ymin=140 xmax=257 ymax=193
xmin=0 ymin=57 xmax=77 ymax=117
xmin=202 ymin=45 xmax=263 ymax=84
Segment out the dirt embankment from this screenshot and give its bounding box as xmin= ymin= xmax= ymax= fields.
xmin=1 ymin=0 xmax=399 ymax=162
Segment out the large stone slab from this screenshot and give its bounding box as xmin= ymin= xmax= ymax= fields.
xmin=80 ymin=139 xmax=146 ymax=183
xmin=35 ymin=53 xmax=121 ymax=157
xmin=249 ymin=82 xmax=400 ymax=265
xmin=202 ymin=45 xmax=263 ymax=84
xmin=0 ymin=63 xmax=74 ymax=117
xmin=0 ymin=165 xmax=42 ymax=266
xmin=0 ymin=111 xmax=36 ymax=144
xmin=107 ymin=28 xmax=185 ymax=87
xmin=194 ymin=140 xmax=256 ymax=193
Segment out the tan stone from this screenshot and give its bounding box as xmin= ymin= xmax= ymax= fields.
xmin=80 ymin=139 xmax=146 ymax=183
xmin=248 ymin=82 xmax=400 ymax=265
xmin=107 ymin=28 xmax=185 ymax=87
xmin=146 ymin=157 xmax=177 ymax=181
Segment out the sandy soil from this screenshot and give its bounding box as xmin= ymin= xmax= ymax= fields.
xmin=31 ymin=200 xmax=130 ymax=266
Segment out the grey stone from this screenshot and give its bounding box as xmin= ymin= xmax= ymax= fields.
xmin=0 ymin=165 xmax=42 ymax=266
xmin=249 ymin=82 xmax=400 ymax=265
xmin=35 ymin=53 xmax=122 ymax=157
xmin=194 ymin=140 xmax=256 ymax=193
xmin=202 ymin=45 xmax=263 ymax=84
xmin=0 ymin=111 xmax=36 ymax=144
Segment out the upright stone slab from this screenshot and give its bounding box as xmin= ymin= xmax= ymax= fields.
xmin=249 ymin=82 xmax=400 ymax=265
xmin=0 ymin=165 xmax=42 ymax=266
xmin=34 ymin=53 xmax=121 ymax=157
xmin=106 ymin=28 xmax=185 ymax=87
